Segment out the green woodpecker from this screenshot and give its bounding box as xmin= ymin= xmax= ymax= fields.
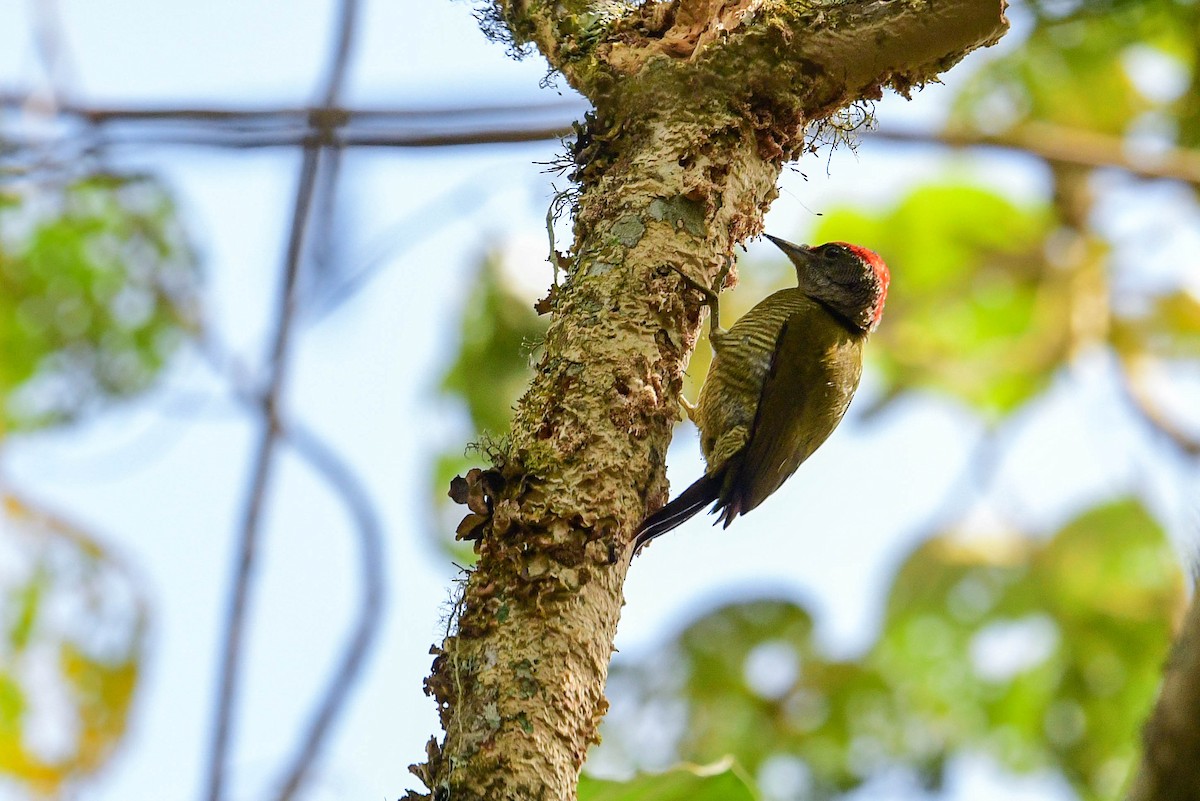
xmin=634 ymin=235 xmax=889 ymax=552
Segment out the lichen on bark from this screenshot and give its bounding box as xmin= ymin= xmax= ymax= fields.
xmin=406 ymin=2 xmax=1008 ymax=800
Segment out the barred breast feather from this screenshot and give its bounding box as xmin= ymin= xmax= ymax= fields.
xmin=678 ymin=288 xmax=862 ymax=529
xmin=693 ymin=290 xmax=816 ymax=472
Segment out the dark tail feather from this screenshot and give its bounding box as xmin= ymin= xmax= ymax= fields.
xmin=633 ymin=473 xmax=722 ymax=555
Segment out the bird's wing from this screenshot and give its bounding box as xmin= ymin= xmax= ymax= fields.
xmin=726 ymin=306 xmax=863 ymax=519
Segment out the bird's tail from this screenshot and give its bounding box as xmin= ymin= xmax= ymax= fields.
xmin=633 ymin=472 xmax=722 ymax=555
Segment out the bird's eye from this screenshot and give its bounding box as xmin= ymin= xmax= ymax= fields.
xmin=822 ymin=244 xmax=845 ymax=258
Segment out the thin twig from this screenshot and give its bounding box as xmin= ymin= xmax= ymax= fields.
xmin=203 ymin=144 xmax=322 ymax=801
xmin=1116 ymin=356 xmax=1200 ymax=458
xmin=272 ymin=419 xmax=385 ymax=801
xmin=269 ymin=3 xmax=378 ymax=795
xmin=317 ymin=0 xmax=361 ymax=108
xmin=870 ymin=123 xmax=1200 ymax=188
xmin=193 ymin=321 xmax=387 ymax=801
xmin=0 ymin=94 xmax=585 ymax=122
xmin=194 ymin=334 xmax=389 ymax=800
xmin=29 ymin=0 xmax=79 ymax=105
xmin=8 ymin=89 xmax=1200 ymax=187
xmin=204 ymin=2 xmax=362 ymax=798
xmin=0 ymin=127 xmax=574 ymax=151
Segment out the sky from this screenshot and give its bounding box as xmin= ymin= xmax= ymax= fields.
xmin=1 ymin=2 xmax=1197 ymax=801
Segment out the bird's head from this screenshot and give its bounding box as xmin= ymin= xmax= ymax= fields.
xmin=765 ymin=235 xmax=889 ymax=333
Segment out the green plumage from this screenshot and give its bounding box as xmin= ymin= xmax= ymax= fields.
xmin=634 ymin=237 xmax=888 ymax=553
xmin=695 ymin=290 xmax=864 ymax=516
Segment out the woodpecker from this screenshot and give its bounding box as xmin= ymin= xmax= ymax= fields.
xmin=634 ymin=235 xmax=889 ymax=553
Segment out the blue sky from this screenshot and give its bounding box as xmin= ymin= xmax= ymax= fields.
xmin=2 ymin=2 xmax=1196 ymax=800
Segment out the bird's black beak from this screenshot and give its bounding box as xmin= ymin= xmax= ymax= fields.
xmin=764 ymin=234 xmax=815 ymax=265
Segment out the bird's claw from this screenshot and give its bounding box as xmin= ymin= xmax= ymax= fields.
xmin=680 ymin=394 xmax=699 ymax=423
xmin=665 ymin=256 xmax=734 ymax=343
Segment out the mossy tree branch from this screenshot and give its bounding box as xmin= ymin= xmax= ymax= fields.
xmin=1128 ymin=584 xmax=1200 ymax=801
xmin=407 ymin=2 xmax=1007 ymax=800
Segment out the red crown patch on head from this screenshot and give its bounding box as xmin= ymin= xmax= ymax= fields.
xmin=832 ymin=241 xmax=889 ymax=329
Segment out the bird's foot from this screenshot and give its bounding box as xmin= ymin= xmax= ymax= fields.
xmin=680 ymin=394 xmax=699 ymax=423
xmin=664 ymin=260 xmax=732 ymax=343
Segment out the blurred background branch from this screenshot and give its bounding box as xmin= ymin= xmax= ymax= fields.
xmin=202 ymin=141 xmax=320 ymax=801
xmin=201 ymin=2 xmax=371 ymax=801
xmin=1128 ymin=580 xmax=1200 ymax=801
xmin=3 ymin=0 xmax=1200 ymax=799
xmin=6 ymin=93 xmax=1200 ymax=187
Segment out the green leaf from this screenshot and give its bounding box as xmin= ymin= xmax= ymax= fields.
xmin=579 ymin=759 xmax=759 ymax=801
xmin=810 ymin=183 xmax=1063 ymax=418
xmin=0 ymin=173 xmax=201 ymax=434
xmin=0 ymin=493 xmax=148 ymax=795
xmin=1112 ymin=290 xmax=1200 ymax=360
xmin=951 ymin=2 xmax=1194 ymax=136
xmin=872 ymin=499 xmax=1181 ymax=799
xmin=602 ymin=501 xmax=1182 ymax=801
xmin=439 ymin=252 xmax=548 ymax=434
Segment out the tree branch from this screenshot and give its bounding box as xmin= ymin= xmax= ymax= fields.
xmin=406 ymin=3 xmax=1009 ymax=801
xmin=1116 ymin=356 xmax=1200 ymax=458
xmin=1128 ymin=579 xmax=1200 ymax=801
xmin=11 ymin=90 xmax=1200 ymax=191
xmin=872 ymin=123 xmax=1200 ymax=188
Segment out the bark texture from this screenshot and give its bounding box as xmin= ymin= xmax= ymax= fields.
xmin=408 ymin=2 xmax=1008 ymax=800
xmin=1128 ymin=587 xmax=1200 ymax=801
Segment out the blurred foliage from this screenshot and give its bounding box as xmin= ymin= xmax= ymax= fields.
xmin=578 ymin=758 xmax=758 ymax=801
xmin=0 ymin=494 xmax=147 ymax=797
xmin=586 ymin=4 xmax=1200 ymax=799
xmin=1111 ymin=289 xmax=1200 ymax=361
xmin=812 ymin=185 xmax=1064 ymax=417
xmin=953 ymin=0 xmax=1198 ymax=140
xmin=0 ymin=0 xmax=1198 ymax=797
xmin=0 ymin=174 xmax=200 ymax=435
xmin=0 ymin=171 xmax=190 ymax=793
xmin=598 ymin=501 xmax=1183 ymax=800
xmin=440 ymin=252 xmax=548 ymax=434
xmin=954 ymin=2 xmax=1173 ymax=135
xmin=430 ymin=251 xmax=549 ymax=557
